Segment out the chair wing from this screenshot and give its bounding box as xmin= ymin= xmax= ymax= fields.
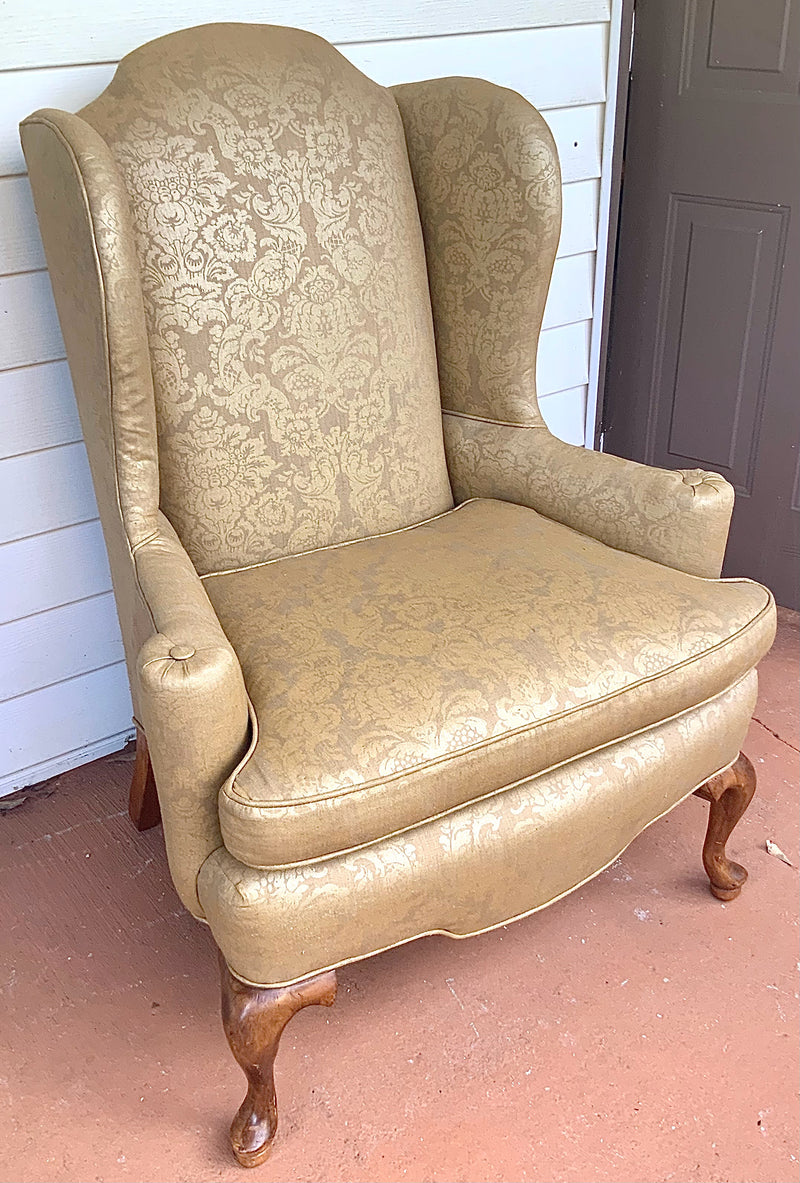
xmin=395 ymin=77 xmax=735 ymax=578
xmin=393 ymin=76 xmax=560 ymax=425
xmin=21 ymin=110 xmax=251 ymax=914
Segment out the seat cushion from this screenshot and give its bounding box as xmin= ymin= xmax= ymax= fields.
xmin=200 ymin=671 xmax=757 ymax=987
xmin=203 ymin=498 xmax=775 ymax=867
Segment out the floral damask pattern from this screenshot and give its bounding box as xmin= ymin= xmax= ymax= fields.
xmin=394 ymin=78 xmax=737 ymax=581
xmin=204 ymin=499 xmax=773 ymax=868
xmin=82 ymin=26 xmax=452 ymax=573
xmin=443 ymin=416 xmax=738 ymax=580
xmin=393 ymin=78 xmax=561 ymax=423
xmin=198 ymin=671 xmax=758 ymax=985
xmin=28 ymin=32 xmax=775 ymax=992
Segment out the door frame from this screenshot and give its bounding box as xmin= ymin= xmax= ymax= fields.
xmin=586 ymin=0 xmax=635 ymax=449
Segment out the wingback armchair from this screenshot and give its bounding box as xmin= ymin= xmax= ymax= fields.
xmin=21 ymin=23 xmax=775 ymax=1167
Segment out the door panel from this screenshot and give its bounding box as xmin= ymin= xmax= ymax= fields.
xmin=683 ymin=0 xmax=800 ymax=95
xmin=653 ymin=196 xmax=788 ymax=489
xmin=603 ymin=0 xmax=800 ymax=607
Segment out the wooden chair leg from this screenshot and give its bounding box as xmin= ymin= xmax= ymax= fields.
xmin=128 ymin=726 xmax=161 ymax=831
xmin=219 ymin=953 xmax=337 ymax=1167
xmin=694 ymin=751 xmax=756 ymax=901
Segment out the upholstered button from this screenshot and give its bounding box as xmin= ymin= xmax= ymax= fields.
xmin=169 ymin=644 xmax=196 ymax=660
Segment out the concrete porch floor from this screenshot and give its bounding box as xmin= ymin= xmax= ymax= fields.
xmin=1 ymin=611 xmax=797 ymax=1183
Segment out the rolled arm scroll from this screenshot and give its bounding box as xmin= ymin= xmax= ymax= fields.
xmin=443 ymin=415 xmax=735 ymax=579
xmin=134 ymin=512 xmax=251 ymax=916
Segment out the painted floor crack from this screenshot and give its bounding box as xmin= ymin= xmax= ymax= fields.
xmin=753 ymin=716 xmax=800 ymax=754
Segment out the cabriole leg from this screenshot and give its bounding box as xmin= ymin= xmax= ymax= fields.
xmin=694 ymin=751 xmax=756 ymax=901
xmin=219 ymin=954 xmax=337 ymax=1167
xmin=128 ymin=726 xmax=161 ymax=831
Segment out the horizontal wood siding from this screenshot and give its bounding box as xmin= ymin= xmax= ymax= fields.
xmin=539 ymin=386 xmax=590 ymax=447
xmin=0 ymin=593 xmax=123 ymax=701
xmin=0 ymin=665 xmax=133 ymax=795
xmin=0 ymin=522 xmax=112 ymax=622
xmin=0 ymin=362 xmax=82 ymax=459
xmin=0 ymin=444 xmax=98 ymax=545
xmin=0 ymin=4 xmax=618 ymax=792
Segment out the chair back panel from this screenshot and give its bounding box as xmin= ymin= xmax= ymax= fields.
xmin=81 ymin=24 xmax=452 ymax=573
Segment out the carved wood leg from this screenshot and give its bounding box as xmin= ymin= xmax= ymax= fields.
xmin=219 ymin=953 xmax=337 ymax=1167
xmin=694 ymin=752 xmax=756 ymax=901
xmin=128 ymin=726 xmax=161 ymax=831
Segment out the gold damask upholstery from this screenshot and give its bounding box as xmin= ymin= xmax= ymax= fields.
xmin=200 ymin=671 xmax=759 ymax=986
xmin=80 ymin=24 xmax=453 ymax=574
xmin=21 ymin=22 xmax=775 ymax=1004
xmin=205 ymin=499 xmax=772 ymax=868
xmin=393 ymin=77 xmax=561 ymax=425
xmin=393 ymin=77 xmax=735 ymax=579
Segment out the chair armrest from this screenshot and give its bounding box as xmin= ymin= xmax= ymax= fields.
xmin=134 ymin=512 xmax=251 ymax=916
xmin=443 ymin=415 xmax=735 ymax=579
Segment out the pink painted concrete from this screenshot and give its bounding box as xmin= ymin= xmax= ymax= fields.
xmin=1 ymin=611 xmax=797 ymax=1183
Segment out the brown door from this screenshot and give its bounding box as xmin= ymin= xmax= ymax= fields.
xmin=603 ymin=0 xmax=800 ymax=608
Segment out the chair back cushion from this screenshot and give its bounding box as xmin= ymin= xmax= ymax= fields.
xmin=81 ymin=23 xmax=452 ymax=573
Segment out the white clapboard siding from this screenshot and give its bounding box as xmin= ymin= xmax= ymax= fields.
xmin=0 ymin=443 xmax=98 ymax=544
xmin=0 ymin=272 xmax=63 ymax=370
xmin=0 ymin=724 xmax=133 ymax=795
xmin=0 ymin=663 xmax=133 ymax=793
xmin=0 ymin=0 xmax=610 ymax=71
xmin=0 ymin=520 xmax=112 ymax=622
xmin=0 ymin=1 xmax=623 ymax=793
xmin=0 ymin=361 xmax=81 ymax=458
xmin=345 ymin=24 xmax=608 ymax=109
xmin=537 ymin=321 xmax=591 ymax=396
xmin=543 ymin=253 xmax=595 ymax=330
xmin=540 ymin=385 xmax=589 ymax=446
xmin=0 ymin=271 xmax=63 ymax=368
xmin=0 ymin=64 xmax=115 ymax=176
xmin=546 ymin=106 xmax=604 ymax=185
xmin=559 ymin=180 xmax=600 ymax=258
xmin=4 ymin=29 xmax=611 ymax=176
xmin=0 ymin=175 xmax=44 ymax=275
xmin=0 ymin=593 xmax=123 ymax=701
